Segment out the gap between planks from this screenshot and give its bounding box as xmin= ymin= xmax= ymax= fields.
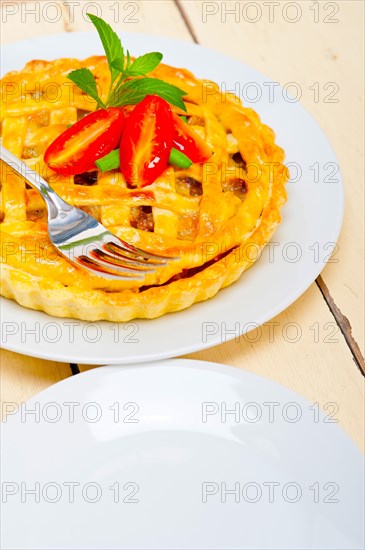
xmin=174 ymin=0 xmax=199 ymax=43
xmin=174 ymin=0 xmax=365 ymax=377
xmin=70 ymin=363 xmax=80 ymax=375
xmin=316 ymin=276 xmax=365 ymax=375
xmin=64 ymin=0 xmax=364 ymax=378
xmin=61 ymin=1 xmax=73 ymax=32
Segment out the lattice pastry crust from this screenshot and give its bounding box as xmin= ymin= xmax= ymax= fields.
xmin=0 ymin=57 xmax=288 ymax=321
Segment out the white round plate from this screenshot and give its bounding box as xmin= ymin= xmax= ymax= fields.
xmin=1 ymin=359 xmax=363 ymax=550
xmin=0 ymin=33 xmax=344 ymax=364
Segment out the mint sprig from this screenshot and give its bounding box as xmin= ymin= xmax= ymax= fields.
xmin=67 ymin=14 xmax=187 ymax=112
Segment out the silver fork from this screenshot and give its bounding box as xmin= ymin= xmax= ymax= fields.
xmin=0 ymin=145 xmax=175 ymax=280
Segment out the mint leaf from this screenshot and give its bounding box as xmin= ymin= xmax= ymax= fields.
xmin=125 ymin=50 xmax=131 ymax=72
xmin=126 ymin=52 xmax=163 ymax=76
xmin=110 ymin=78 xmax=187 ymax=111
xmin=111 ymin=58 xmax=124 ymax=73
xmin=68 ymin=68 xmax=105 ymax=107
xmin=110 ymin=52 xmax=162 ymax=81
xmin=87 ymin=13 xmax=124 ymax=83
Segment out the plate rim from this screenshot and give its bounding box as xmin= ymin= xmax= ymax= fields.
xmin=2 ymin=357 xmax=360 ymax=454
xmin=0 ymin=32 xmax=344 ymax=364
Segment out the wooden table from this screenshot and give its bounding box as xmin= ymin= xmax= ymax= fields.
xmin=1 ymin=0 xmax=364 ymax=451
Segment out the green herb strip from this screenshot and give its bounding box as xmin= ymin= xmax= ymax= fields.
xmin=67 ymin=14 xmax=187 ymax=112
xmin=95 ymin=147 xmax=192 ymax=172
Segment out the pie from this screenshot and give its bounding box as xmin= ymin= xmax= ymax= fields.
xmin=0 ymin=56 xmax=288 ymax=321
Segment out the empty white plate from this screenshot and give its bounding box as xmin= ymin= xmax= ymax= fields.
xmin=1 ymin=359 xmax=363 ymax=549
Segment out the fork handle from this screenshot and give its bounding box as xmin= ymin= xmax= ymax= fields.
xmin=0 ymin=144 xmax=72 ymax=218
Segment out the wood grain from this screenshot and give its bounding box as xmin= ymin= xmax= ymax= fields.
xmin=0 ymin=349 xmax=71 ymax=418
xmin=1 ymin=0 xmax=364 ymax=454
xmin=62 ymin=0 xmax=192 ymax=38
xmin=1 ymin=0 xmax=66 ymax=43
xmin=185 ymin=284 xmax=365 ymax=453
xmin=177 ymin=0 xmax=365 ymax=353
xmin=79 ymin=285 xmax=365 ymax=452
xmin=0 ymin=1 xmax=77 ymax=416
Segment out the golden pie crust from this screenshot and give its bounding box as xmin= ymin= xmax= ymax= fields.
xmin=0 ymin=56 xmax=288 ymax=321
